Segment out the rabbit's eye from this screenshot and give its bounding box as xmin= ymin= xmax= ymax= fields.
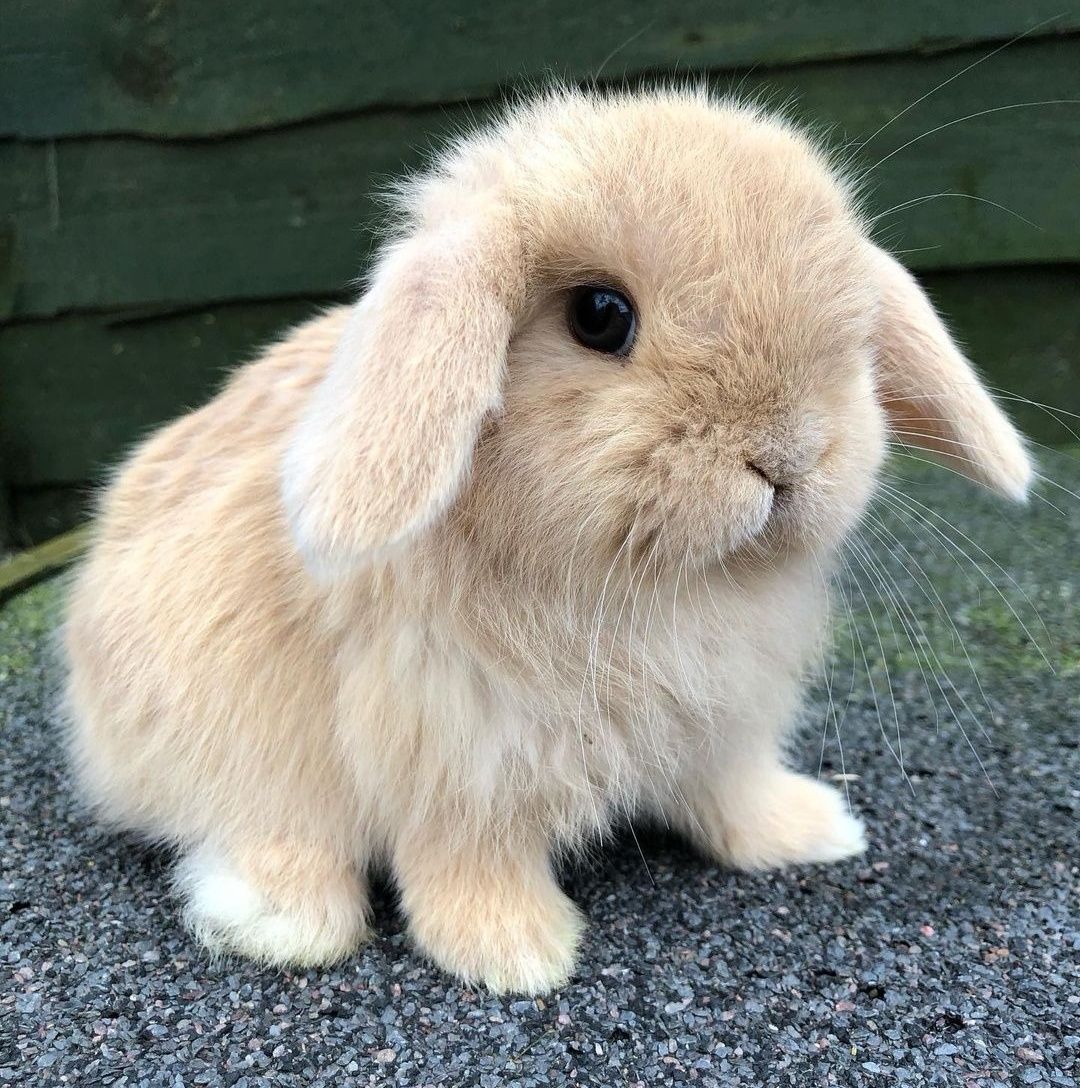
xmin=568 ymin=285 xmax=636 ymax=357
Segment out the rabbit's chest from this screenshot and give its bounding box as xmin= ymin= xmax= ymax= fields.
xmin=564 ymin=566 xmax=827 ymax=723
xmin=514 ymin=572 xmax=829 ymax=804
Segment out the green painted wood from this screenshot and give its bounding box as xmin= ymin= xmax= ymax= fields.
xmin=0 ymin=485 xmax=11 ymax=551
xmin=5 ymin=487 xmax=92 ymax=550
xmin=0 ymin=267 xmax=1076 ymax=498
xmin=2 ymin=2 xmax=1076 ymax=140
xmin=0 ymin=297 xmax=337 ymax=486
xmin=0 ymin=526 xmax=88 ymax=603
xmin=0 ymin=220 xmax=17 ymax=321
xmin=923 ymin=268 xmax=1080 ymax=449
xmin=3 ymin=36 xmax=1078 ymax=322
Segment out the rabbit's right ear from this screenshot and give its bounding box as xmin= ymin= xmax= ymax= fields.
xmin=867 ymin=244 xmax=1032 ymax=500
xmin=282 ymin=178 xmax=525 ymax=573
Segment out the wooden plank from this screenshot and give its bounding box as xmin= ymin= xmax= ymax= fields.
xmin=3 ymin=36 xmax=1078 ymax=321
xmin=0 ymin=297 xmax=337 ymax=486
xmin=5 ymin=486 xmax=92 ymax=551
xmin=1 ymin=268 xmax=1077 ymax=497
xmin=923 ymin=268 xmax=1080 ymax=449
xmin=0 ymin=483 xmax=11 ymax=551
xmin=0 ymin=526 xmax=89 ymax=603
xmin=0 ymin=219 xmax=17 ymax=321
xmin=0 ymin=110 xmax=414 ymax=320
xmin=2 ymin=2 xmax=1076 ymax=140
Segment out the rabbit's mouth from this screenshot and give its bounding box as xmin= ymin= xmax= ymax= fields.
xmin=685 ymin=470 xmax=865 ymax=571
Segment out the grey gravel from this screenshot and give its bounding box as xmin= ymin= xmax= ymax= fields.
xmin=2 ymin=454 xmax=1078 ymax=1087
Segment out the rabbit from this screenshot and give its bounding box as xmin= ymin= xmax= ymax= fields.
xmin=64 ymin=86 xmax=1032 ymax=994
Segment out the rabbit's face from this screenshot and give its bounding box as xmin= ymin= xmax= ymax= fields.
xmin=283 ymin=89 xmax=1028 ymax=580
xmin=463 ymin=96 xmax=886 ymax=576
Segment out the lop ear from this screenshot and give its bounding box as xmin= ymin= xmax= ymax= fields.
xmin=867 ymin=245 xmax=1032 ymax=500
xmin=282 ymin=186 xmax=525 ymax=572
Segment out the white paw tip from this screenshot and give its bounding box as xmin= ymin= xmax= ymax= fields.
xmin=817 ymin=808 xmax=868 ymax=862
xmin=176 ymin=846 xmax=265 ymax=933
xmin=175 ymin=846 xmax=361 ymax=967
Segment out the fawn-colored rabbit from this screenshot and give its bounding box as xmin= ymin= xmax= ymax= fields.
xmin=65 ymin=87 xmax=1031 ymax=993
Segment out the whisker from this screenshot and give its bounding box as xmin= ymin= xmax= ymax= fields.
xmin=844 ymin=535 xmax=924 ymax=782
xmin=590 ymin=21 xmax=654 ymax=84
xmin=863 ymin=509 xmax=998 ymax=743
xmin=575 ymin=535 xmax=632 ymax=835
xmin=837 ymin=544 xmax=902 ymax=770
xmin=849 ymin=532 xmax=997 ymax=791
xmin=856 ymin=15 xmax=1066 ymax=149
xmin=885 ymin=440 xmax=1071 ymax=518
xmin=622 ymin=530 xmax=657 ymax=735
xmin=865 ymin=100 xmax=1080 ymax=176
xmin=877 ymin=479 xmax=1054 ymax=668
xmin=1034 ymin=471 xmax=1080 ymax=504
xmin=811 ymin=552 xmax=856 ymax=803
xmin=829 ymin=555 xmax=866 ymax=743
xmin=986 ymin=388 xmax=1080 ymax=439
xmin=872 ymin=191 xmax=1041 ymax=231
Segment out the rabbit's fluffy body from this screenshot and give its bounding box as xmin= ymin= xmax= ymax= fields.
xmin=65 ymin=89 xmax=1031 ymax=993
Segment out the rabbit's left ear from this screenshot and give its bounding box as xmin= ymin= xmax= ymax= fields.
xmin=282 ymin=182 xmax=526 ymax=573
xmin=867 ymin=245 xmax=1032 ymax=500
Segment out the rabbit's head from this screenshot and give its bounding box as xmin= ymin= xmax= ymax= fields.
xmin=283 ymin=88 xmax=1031 ymax=584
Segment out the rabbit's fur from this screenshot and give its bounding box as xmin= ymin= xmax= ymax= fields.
xmin=64 ymin=88 xmax=1031 ymax=993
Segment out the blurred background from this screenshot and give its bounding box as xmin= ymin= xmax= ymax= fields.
xmin=1 ymin=2 xmax=1078 ymax=548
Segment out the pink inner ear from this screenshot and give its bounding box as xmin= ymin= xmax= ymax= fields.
xmin=868 ymin=245 xmax=1033 ymax=501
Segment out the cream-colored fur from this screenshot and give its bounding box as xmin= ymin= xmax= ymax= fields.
xmin=64 ymin=87 xmax=1032 ymax=994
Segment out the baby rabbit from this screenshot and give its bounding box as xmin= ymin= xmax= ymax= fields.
xmin=65 ymin=87 xmax=1031 ymax=993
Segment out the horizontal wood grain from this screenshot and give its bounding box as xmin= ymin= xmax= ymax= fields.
xmin=0 ymin=296 xmax=335 ymax=486
xmin=2 ymin=1 xmax=1075 ymax=140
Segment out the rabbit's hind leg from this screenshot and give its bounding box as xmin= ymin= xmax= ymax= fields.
xmin=176 ymin=838 xmax=369 ymax=967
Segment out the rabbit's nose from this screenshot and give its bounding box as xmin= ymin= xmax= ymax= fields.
xmin=745 ymin=460 xmax=779 ymax=490
xmin=743 ymin=427 xmax=826 ymax=489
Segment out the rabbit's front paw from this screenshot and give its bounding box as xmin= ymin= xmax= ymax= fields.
xmin=398 ymin=842 xmax=584 ymax=994
xmin=411 ymin=880 xmax=583 ymax=995
xmin=176 ymin=842 xmax=368 ymax=967
xmin=711 ymin=769 xmax=867 ymax=871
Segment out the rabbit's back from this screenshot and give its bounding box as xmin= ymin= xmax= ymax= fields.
xmin=64 ymin=306 xmax=358 ymax=849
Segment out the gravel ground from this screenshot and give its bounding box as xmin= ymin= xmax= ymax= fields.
xmin=2 ymin=454 xmax=1078 ymax=1087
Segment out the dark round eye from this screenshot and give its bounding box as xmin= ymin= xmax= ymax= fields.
xmin=567 ymin=285 xmax=637 ymax=357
